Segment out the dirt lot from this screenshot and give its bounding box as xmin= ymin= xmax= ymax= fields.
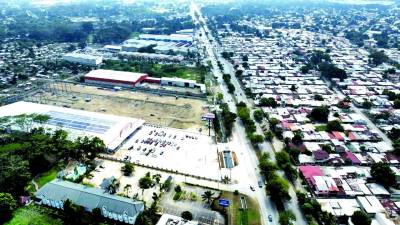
xmin=31 ymin=83 xmax=208 ymax=131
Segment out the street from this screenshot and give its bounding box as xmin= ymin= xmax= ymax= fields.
xmin=191 ymin=2 xmax=308 ymax=225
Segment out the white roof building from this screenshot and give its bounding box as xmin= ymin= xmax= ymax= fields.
xmin=63 ymin=53 xmax=102 ymax=66
xmin=0 ymin=101 xmax=144 ymax=151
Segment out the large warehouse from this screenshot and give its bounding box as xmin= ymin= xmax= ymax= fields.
xmin=84 ymin=69 xmax=149 ymax=88
xmin=63 ymin=53 xmax=103 ymax=66
xmin=0 ymin=101 xmax=144 ymax=151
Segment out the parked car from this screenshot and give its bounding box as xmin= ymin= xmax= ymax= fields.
xmin=268 ymin=215 xmax=272 ymax=222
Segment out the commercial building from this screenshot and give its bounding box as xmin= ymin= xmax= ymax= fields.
xmin=84 ymin=69 xmax=149 ymax=88
xmin=139 ymin=34 xmax=193 ymax=44
xmin=36 ymin=179 xmax=144 ymax=224
xmin=0 ymin=101 xmax=145 ymax=151
xmin=63 ymin=53 xmax=103 ymax=66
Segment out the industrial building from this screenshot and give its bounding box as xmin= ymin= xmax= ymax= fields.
xmin=160 ymin=77 xmax=197 ymax=88
xmin=36 ymin=179 xmax=144 ymax=224
xmin=63 ymin=53 xmax=103 ymax=66
xmin=0 ymin=101 xmax=145 ymax=151
xmin=84 ymin=69 xmax=149 ymax=88
xmin=139 ymin=34 xmax=193 ymax=44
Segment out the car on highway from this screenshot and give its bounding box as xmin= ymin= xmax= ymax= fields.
xmin=268 ymin=215 xmax=272 ymax=222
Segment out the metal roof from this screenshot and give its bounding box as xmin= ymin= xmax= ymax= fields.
xmin=36 ymin=180 xmax=144 ymax=219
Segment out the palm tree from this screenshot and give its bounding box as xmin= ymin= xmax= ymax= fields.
xmin=123 ymin=184 xmax=132 ymax=196
xmin=222 ymin=175 xmax=231 ymax=184
xmin=201 ymin=190 xmax=215 ymax=205
xmin=152 ymin=174 xmax=162 ymax=190
xmin=138 ymin=175 xmax=152 ymax=200
xmin=107 ymin=178 xmax=120 ymax=194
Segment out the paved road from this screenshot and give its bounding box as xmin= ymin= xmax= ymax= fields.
xmin=191 ymin=3 xmax=279 ymax=225
xmin=191 ymin=3 xmax=308 ymax=225
xmin=330 ymin=85 xmax=392 ymax=146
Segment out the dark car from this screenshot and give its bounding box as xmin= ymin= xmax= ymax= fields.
xmin=250 ymin=186 xmax=255 ymax=191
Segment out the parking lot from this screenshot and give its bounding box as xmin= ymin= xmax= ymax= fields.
xmin=115 ymin=123 xmax=221 ymax=180
xmin=159 ymin=184 xmax=225 ymax=225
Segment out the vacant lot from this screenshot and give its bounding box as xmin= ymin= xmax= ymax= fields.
xmin=31 ymin=83 xmax=208 ymax=131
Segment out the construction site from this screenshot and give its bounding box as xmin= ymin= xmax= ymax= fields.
xmin=27 ymin=82 xmax=209 ymax=131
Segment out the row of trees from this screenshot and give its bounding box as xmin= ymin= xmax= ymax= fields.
xmin=236 ymin=102 xmax=264 ymax=146
xmin=219 ymin=103 xmax=237 ymax=137
xmin=222 ymin=73 xmax=236 ymax=93
xmin=259 ymin=153 xmax=292 ymax=211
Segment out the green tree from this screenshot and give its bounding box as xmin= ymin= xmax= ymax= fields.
xmin=370 ymin=162 xmax=396 ymax=187
xmin=266 ymin=175 xmax=291 ymax=205
xmin=216 ymin=92 xmax=224 ymax=102
xmin=394 ymin=99 xmax=400 ymax=109
xmin=362 ymin=100 xmax=373 ymax=109
xmin=249 ymin=133 xmax=264 ymax=145
xmin=369 ymin=50 xmax=389 ymax=65
xmin=174 ymin=184 xmax=182 ymax=193
xmin=351 ymin=210 xmax=371 ymax=225
xmin=0 ymin=192 xmax=17 ymax=224
xmin=314 ymin=94 xmax=324 ymax=101
xmin=253 ymin=109 xmax=264 ymax=122
xmin=309 ymin=106 xmax=330 ymax=122
xmin=74 ymin=136 xmax=106 ymax=163
xmin=300 ymin=65 xmax=310 ymax=74
xmin=260 ymin=97 xmax=278 ymax=107
xmin=326 ymin=120 xmax=344 ymax=132
xmin=139 ymin=174 xmax=153 ymax=199
xmin=152 ymin=174 xmax=162 ymax=190
xmin=264 ymin=130 xmax=274 ymax=142
xmin=121 ymin=163 xmax=134 ymax=176
xmin=181 ymin=211 xmax=193 ymax=220
xmin=91 ymin=207 xmax=103 ymax=223
xmin=201 ymin=190 xmax=215 ymax=205
xmin=106 ymin=178 xmax=120 ymax=194
xmin=279 ymin=210 xmax=296 ymax=225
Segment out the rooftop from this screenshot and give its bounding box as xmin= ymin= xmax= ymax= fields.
xmin=85 ymin=69 xmax=148 ymax=84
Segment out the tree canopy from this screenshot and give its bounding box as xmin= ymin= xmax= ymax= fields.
xmin=309 ymin=106 xmax=330 ymax=122
xmin=351 ymin=210 xmax=371 ymax=225
xmin=370 ymin=162 xmax=396 ymax=187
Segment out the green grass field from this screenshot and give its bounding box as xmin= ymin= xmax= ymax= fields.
xmin=101 ymin=60 xmax=207 ymax=84
xmin=35 ymin=167 xmax=58 ymax=188
xmin=219 ymin=191 xmax=261 ymax=225
xmin=5 ymin=205 xmax=63 ymax=225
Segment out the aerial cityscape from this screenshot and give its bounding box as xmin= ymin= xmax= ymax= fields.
xmin=0 ymin=0 xmax=399 ymax=225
